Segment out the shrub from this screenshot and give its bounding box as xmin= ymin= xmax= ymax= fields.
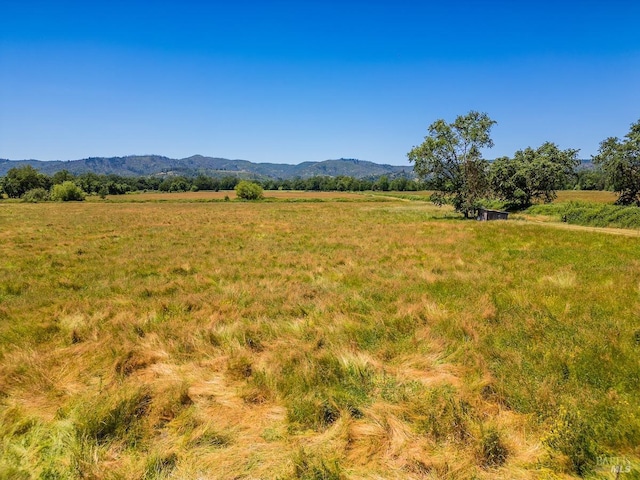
xmin=22 ymin=188 xmax=49 ymax=203
xmin=235 ymin=181 xmax=263 ymax=200
xmin=50 ymin=181 xmax=85 ymax=202
xmin=1 ymin=165 xmax=50 ymax=198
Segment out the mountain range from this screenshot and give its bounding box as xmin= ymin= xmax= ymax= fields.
xmin=0 ymin=155 xmax=414 ymax=180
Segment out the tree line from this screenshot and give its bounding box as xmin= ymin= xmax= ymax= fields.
xmin=0 ymin=167 xmax=429 ymax=201
xmin=0 ymin=162 xmax=620 ymax=203
xmin=408 ymin=112 xmax=640 ymax=216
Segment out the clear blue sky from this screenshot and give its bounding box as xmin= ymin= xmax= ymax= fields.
xmin=1 ymin=0 xmax=639 ymax=165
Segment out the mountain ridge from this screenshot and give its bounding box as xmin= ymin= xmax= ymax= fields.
xmin=0 ymin=155 xmax=414 ymax=179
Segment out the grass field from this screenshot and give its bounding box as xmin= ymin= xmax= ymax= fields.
xmin=1 ymin=195 xmax=639 ymax=479
xmin=554 ymin=191 xmax=618 ymax=204
xmin=105 ymin=190 xmax=370 ymax=202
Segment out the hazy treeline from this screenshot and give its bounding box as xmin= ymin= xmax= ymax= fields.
xmin=0 ymin=166 xmax=428 ymax=198
xmin=0 ymin=164 xmax=608 ymax=200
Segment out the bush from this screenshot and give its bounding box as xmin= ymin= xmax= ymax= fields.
xmin=22 ymin=188 xmax=50 ymax=203
xmin=1 ymin=165 xmax=51 ymax=198
xmin=235 ymin=181 xmax=263 ymax=200
xmin=50 ymin=181 xmax=85 ymax=202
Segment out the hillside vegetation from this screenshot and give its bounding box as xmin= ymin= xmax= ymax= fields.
xmin=0 ymin=156 xmax=412 ymax=180
xmin=0 ymin=194 xmax=639 ymax=479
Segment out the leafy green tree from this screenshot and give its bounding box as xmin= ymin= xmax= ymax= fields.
xmin=193 ymin=175 xmax=219 ymax=191
xmin=374 ymin=175 xmax=390 ymax=191
xmin=158 ymin=176 xmax=191 ymax=192
xmin=328 ymin=177 xmax=340 ymax=191
xmin=134 ymin=176 xmax=162 ymax=191
xmin=22 ymin=188 xmax=50 ymax=203
xmin=575 ymin=169 xmax=606 ymax=191
xmin=169 ymin=177 xmax=191 ymax=192
xmin=305 ymin=176 xmax=322 ymax=191
xmin=219 ymin=176 xmax=240 ymax=190
xmin=52 ymin=169 xmax=76 ymax=185
xmin=76 ymin=172 xmax=102 ymax=194
xmin=292 ymin=177 xmax=306 ymax=190
xmin=593 ymin=119 xmax=640 ymax=205
xmin=389 ymin=177 xmax=409 ymax=191
xmin=336 ymin=179 xmax=348 ymax=191
xmin=0 ymin=165 xmax=51 ymax=198
xmin=50 ymin=181 xmax=85 ymax=201
xmin=158 ymin=178 xmax=172 ymax=192
xmin=407 ymin=111 xmax=496 ymax=217
xmin=235 ymin=180 xmax=263 ymax=200
xmin=490 ymin=142 xmax=580 ymax=208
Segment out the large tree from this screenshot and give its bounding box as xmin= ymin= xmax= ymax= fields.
xmin=0 ymin=165 xmax=51 ymax=198
xmin=593 ymin=119 xmax=640 ymax=206
xmin=407 ymin=111 xmax=496 ymax=217
xmin=490 ymin=142 xmax=580 ymax=208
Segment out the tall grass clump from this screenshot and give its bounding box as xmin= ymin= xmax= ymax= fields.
xmin=276 ymin=351 xmax=375 ymax=430
xmin=293 ymin=448 xmax=343 ymax=480
xmin=478 ymin=427 xmax=509 ymax=468
xmin=403 ymin=384 xmax=473 ymax=443
xmin=75 ymin=387 xmax=152 ymax=446
xmin=143 ymin=452 xmax=178 ymax=479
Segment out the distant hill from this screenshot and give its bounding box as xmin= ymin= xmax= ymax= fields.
xmin=0 ymin=155 xmax=414 ymax=180
xmin=578 ymin=159 xmax=595 ymax=169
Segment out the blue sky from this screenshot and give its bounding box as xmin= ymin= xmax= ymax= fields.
xmin=1 ymin=1 xmax=639 ymax=165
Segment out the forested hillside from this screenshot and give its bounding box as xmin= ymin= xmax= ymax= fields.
xmin=0 ymin=156 xmax=412 ymax=180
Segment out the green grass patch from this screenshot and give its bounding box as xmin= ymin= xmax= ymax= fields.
xmin=527 ymin=201 xmax=640 ymax=228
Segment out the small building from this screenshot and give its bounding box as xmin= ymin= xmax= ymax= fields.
xmin=477 ymin=208 xmax=509 ymax=221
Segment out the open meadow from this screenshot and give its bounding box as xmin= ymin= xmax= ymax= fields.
xmin=102 ymin=191 xmax=370 ymax=202
xmin=1 ymin=193 xmax=639 ymax=479
xmin=553 ymin=191 xmax=619 ymax=204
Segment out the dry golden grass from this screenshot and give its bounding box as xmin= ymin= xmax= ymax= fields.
xmin=106 ymin=190 xmax=368 ymax=202
xmin=0 ymin=198 xmax=638 ymax=479
xmin=554 ymin=190 xmax=618 ymax=203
